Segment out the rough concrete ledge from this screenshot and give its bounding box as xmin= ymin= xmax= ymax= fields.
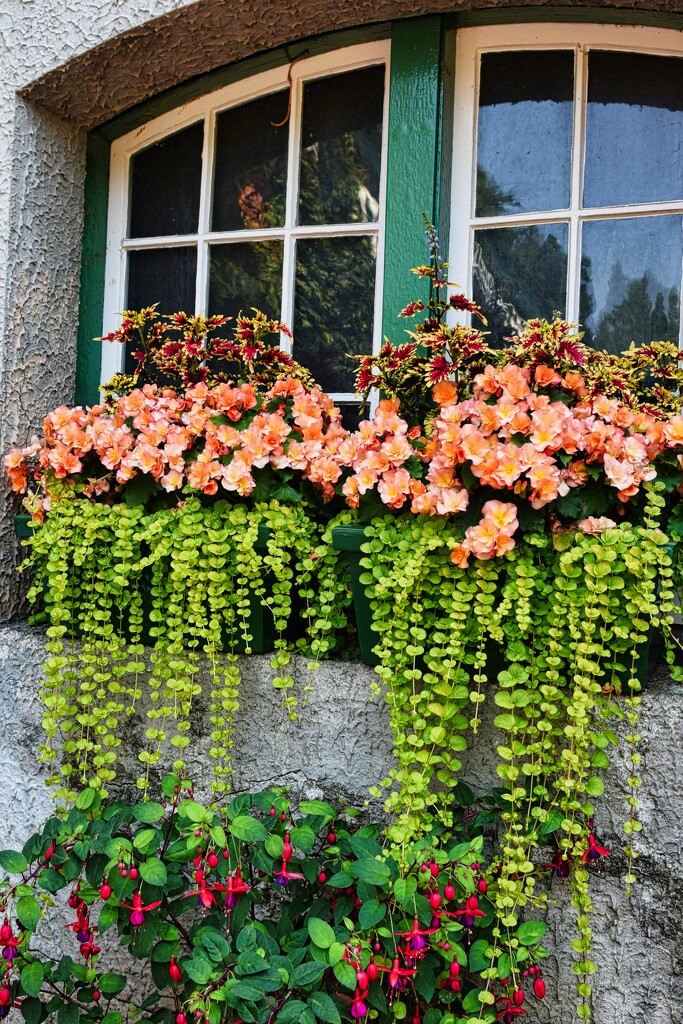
xmin=1 ymin=623 xmax=682 ymax=1023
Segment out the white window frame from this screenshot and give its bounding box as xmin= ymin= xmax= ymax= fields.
xmin=102 ymin=41 xmax=391 ymax=402
xmin=449 ymin=23 xmax=683 ymax=345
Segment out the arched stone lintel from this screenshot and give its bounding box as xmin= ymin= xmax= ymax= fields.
xmin=20 ymin=0 xmax=683 ymax=131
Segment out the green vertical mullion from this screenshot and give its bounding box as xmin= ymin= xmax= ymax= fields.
xmin=75 ymin=133 xmax=110 ymax=407
xmin=382 ymin=16 xmax=445 ymax=341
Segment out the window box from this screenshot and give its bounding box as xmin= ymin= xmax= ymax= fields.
xmin=332 ymin=521 xmax=676 ymax=685
xmin=14 ymin=514 xmax=276 ymax=654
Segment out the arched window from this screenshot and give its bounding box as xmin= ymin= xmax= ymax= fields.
xmin=449 ymin=24 xmax=683 ymax=353
xmin=102 ymin=42 xmax=389 ymax=410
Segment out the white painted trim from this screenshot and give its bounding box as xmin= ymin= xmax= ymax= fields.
xmin=101 ymin=40 xmax=390 ymax=388
xmin=449 ymin=23 xmax=683 ymax=333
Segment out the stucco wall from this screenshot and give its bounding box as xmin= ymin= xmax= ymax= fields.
xmin=2 ymin=623 xmax=682 ymax=1024
xmin=1 ymin=3 xmax=683 ymax=1022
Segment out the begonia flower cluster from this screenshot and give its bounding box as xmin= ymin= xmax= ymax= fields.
xmin=6 ymin=362 xmax=683 ymax=565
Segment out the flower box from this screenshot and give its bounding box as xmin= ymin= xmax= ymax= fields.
xmin=14 ymin=514 xmax=276 ymax=654
xmin=333 ymin=521 xmax=676 ymax=686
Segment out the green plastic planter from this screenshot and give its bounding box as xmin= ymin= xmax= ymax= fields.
xmin=331 ymin=524 xmax=379 ymax=666
xmin=332 ymin=522 xmax=676 ymax=685
xmin=14 ymin=515 xmax=275 ymax=654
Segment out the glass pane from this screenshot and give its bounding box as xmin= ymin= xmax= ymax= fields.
xmin=476 ymin=51 xmax=573 ymax=217
xmin=585 ymin=51 xmax=683 ymax=208
xmin=129 ymin=123 xmax=203 ymax=237
xmin=208 ymin=241 xmax=284 ymax=321
xmin=127 ymin=247 xmax=197 ymax=311
xmin=580 ymin=215 xmax=682 ymax=353
xmin=472 ymin=223 xmax=569 ymax=343
xmin=293 ymin=236 xmax=376 ymax=392
xmin=212 ymin=92 xmax=289 ymax=231
xmin=125 ymin=247 xmax=197 ymax=374
xmin=299 ymin=66 xmax=385 ymax=226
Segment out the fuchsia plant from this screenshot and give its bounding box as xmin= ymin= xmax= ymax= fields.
xmin=0 ymin=778 xmax=557 ymax=1024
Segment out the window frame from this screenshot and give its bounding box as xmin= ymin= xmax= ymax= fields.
xmin=448 ymin=22 xmax=683 ymax=346
xmin=101 ymin=40 xmax=391 ymax=402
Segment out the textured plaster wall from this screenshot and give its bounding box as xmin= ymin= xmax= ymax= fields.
xmin=0 ymin=2 xmax=683 ymax=1021
xmin=1 ymin=623 xmax=682 ymax=1023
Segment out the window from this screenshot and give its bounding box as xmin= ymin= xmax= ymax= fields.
xmin=449 ymin=25 xmax=683 ymax=353
xmin=102 ymin=43 xmax=389 ymax=406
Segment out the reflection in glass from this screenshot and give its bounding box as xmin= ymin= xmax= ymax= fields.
xmin=212 ymin=93 xmax=289 ymax=232
xmin=585 ymin=51 xmax=683 ymax=208
xmin=129 ymin=123 xmax=203 ymax=237
xmin=294 ymin=236 xmax=376 ymax=392
xmin=208 ymin=241 xmax=284 ymax=321
xmin=476 ymin=51 xmax=573 ymax=217
xmin=580 ymin=215 xmax=682 ymax=353
xmin=473 ymin=223 xmax=569 ymax=344
xmin=299 ymin=66 xmax=384 ymax=226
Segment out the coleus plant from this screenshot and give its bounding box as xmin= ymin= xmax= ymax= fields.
xmin=0 ymin=777 xmax=552 ymax=1024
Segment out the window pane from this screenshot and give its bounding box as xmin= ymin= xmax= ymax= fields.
xmin=584 ymin=51 xmax=683 ymax=208
xmin=212 ymin=92 xmax=289 ymax=232
xmin=580 ymin=215 xmax=682 ymax=353
xmin=208 ymin=241 xmax=284 ymax=321
xmin=293 ymin=236 xmax=376 ymax=392
xmin=127 ymin=247 xmax=197 ymax=312
xmin=298 ymin=66 xmax=385 ymax=226
xmin=129 ymin=123 xmax=203 ymax=237
xmin=476 ymin=51 xmax=573 ymax=217
xmin=472 ymin=223 xmax=569 ymax=343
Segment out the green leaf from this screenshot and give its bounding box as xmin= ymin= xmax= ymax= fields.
xmin=57 ymin=1001 xmax=79 ymax=1024
xmin=230 ymin=980 xmax=267 ymax=1001
xmin=278 ymin=1002 xmax=309 ymax=1024
xmin=326 ymin=871 xmax=353 ymax=888
xmin=307 ymin=918 xmax=335 ymax=949
xmin=98 ymin=973 xmax=126 ymax=995
xmin=291 ymin=962 xmax=326 ymax=988
xmin=469 ymin=938 xmax=491 ymax=972
xmin=37 ymin=868 xmax=65 ymax=894
xmin=229 ymin=817 xmax=267 ymax=843
xmin=265 ymin=834 xmax=284 ymax=860
xmin=350 ymin=858 xmax=390 ymax=886
xmin=586 ymin=777 xmax=605 ymax=797
xmin=0 ymin=850 xmax=28 ymax=874
xmin=16 ymin=895 xmax=41 ymax=932
xmin=21 ymin=963 xmax=45 ymax=998
xmin=308 ymin=991 xmax=341 ymax=1024
xmin=178 ymin=800 xmax=208 ymax=824
xmin=184 ymin=956 xmax=213 ymax=985
xmin=139 ymin=858 xmax=167 ymax=887
xmin=132 ymin=803 xmax=166 ymax=823
xmin=517 ymin=920 xmax=548 ymax=946
xmin=393 ymin=876 xmax=417 ymax=906
xmin=124 ymin=473 xmax=159 ymax=508
xmin=358 ymin=899 xmax=385 ymax=929
xmin=297 ymin=801 xmax=336 ymax=821
xmin=333 ymin=961 xmax=357 ymax=991
xmin=97 ymin=902 xmax=119 ymax=935
xmin=75 ymin=787 xmax=100 ymax=812
xmin=20 ymin=997 xmax=43 ymax=1024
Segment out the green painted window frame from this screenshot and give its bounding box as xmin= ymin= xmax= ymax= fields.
xmin=75 ymin=9 xmax=683 ymax=407
xmin=75 ymin=17 xmax=449 ymax=406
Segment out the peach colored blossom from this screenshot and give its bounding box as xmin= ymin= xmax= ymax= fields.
xmin=578 ymin=516 xmax=616 ymax=535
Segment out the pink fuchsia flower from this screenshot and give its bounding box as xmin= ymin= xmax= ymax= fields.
xmin=581 ymin=833 xmax=611 ymax=864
